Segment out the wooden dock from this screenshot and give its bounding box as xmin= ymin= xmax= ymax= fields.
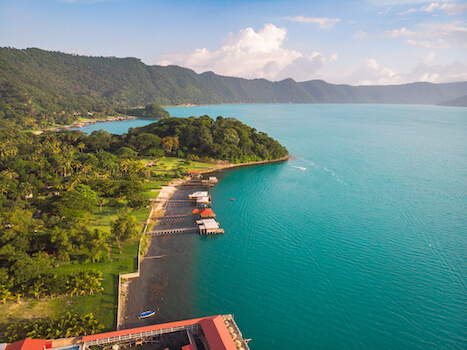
xmin=179 ymin=182 xmax=215 ymax=187
xmin=151 ymin=198 xmax=195 ymax=202
xmin=148 ymin=227 xmax=199 ymax=236
xmin=149 ymin=214 xmax=193 ymax=224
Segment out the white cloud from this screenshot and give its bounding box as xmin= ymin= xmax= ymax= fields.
xmin=398 ymin=8 xmax=418 ymax=15
xmin=158 ymin=24 xmax=334 ymax=82
xmin=354 ymin=30 xmax=370 ymax=38
xmin=398 ymin=1 xmax=467 ymax=15
xmin=421 ymin=2 xmax=440 ymax=12
xmin=347 ymin=58 xmax=467 ymax=85
xmin=347 ymin=58 xmax=398 ymax=85
xmin=385 ymin=27 xmax=423 ymax=37
xmin=369 ymin=0 xmax=435 ymax=4
xmin=285 ymin=16 xmax=341 ymax=28
xmin=441 ymin=2 xmax=467 ymax=15
xmin=385 ymin=21 xmax=467 ymax=48
xmin=421 ymin=1 xmax=467 ymax=15
xmin=406 ymin=38 xmax=450 ymax=48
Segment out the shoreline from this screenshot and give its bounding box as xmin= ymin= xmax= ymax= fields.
xmin=119 ymin=177 xmax=199 ymax=328
xmin=119 ymin=155 xmax=289 ymax=328
xmin=31 ymin=116 xmax=139 ymax=134
xmin=198 ymin=155 xmax=291 ymax=175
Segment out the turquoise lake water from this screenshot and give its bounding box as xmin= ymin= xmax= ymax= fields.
xmin=78 ymin=104 xmax=466 ymax=349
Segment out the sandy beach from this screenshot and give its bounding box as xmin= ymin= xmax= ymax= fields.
xmin=118 ymin=178 xmax=202 ymax=329
xmin=118 ymin=156 xmax=289 ymax=329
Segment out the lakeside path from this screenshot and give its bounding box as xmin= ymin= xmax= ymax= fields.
xmin=118 ymin=156 xmax=289 ymax=329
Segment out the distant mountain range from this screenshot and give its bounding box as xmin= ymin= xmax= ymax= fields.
xmin=1 ymin=47 xmax=466 ymax=129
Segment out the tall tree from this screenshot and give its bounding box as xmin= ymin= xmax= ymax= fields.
xmin=110 ymin=209 xmax=139 ymax=254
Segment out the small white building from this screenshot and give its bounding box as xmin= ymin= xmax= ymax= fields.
xmin=189 ymin=191 xmax=208 ymax=200
xmin=196 ymin=219 xmax=224 ymax=235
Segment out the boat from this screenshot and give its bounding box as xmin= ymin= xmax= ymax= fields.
xmin=138 ymin=310 xmax=156 ymax=319
xmin=230 ymin=198 xmax=235 ymax=201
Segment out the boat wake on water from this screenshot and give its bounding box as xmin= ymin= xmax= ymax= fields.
xmin=292 ymin=166 xmax=307 ymax=171
xmin=324 ymin=167 xmax=348 ymax=186
xmin=293 ymin=156 xmax=347 ymax=186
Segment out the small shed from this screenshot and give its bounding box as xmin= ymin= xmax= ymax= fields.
xmin=199 ymin=208 xmax=216 ymax=219
xmin=197 ymin=196 xmax=211 ymax=208
xmin=197 ymin=219 xmax=224 ymax=235
xmin=189 ymin=191 xmax=208 ymax=200
xmin=189 ymin=170 xmax=201 ymax=179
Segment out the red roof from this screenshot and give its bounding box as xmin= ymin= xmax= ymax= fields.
xmin=82 ymin=317 xmax=204 ymax=342
xmin=182 ymin=344 xmax=196 ymax=350
xmin=200 ymin=315 xmax=237 ymax=350
xmin=6 ymin=316 xmax=239 ymax=350
xmin=82 ymin=315 xmax=237 ymax=350
xmin=189 ymin=170 xmax=200 ymax=174
xmin=6 ymin=339 xmax=47 ymax=350
xmin=199 ymin=208 xmax=214 ymax=216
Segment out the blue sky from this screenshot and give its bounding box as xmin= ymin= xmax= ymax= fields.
xmin=0 ymin=0 xmax=466 ymax=85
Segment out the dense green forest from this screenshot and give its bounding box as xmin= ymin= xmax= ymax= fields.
xmin=0 ymin=116 xmax=287 ymax=336
xmin=133 ymin=116 xmax=288 ymax=162
xmin=1 ymin=47 xmax=466 ymax=130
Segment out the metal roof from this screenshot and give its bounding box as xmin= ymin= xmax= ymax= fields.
xmin=200 ymin=316 xmax=237 ymax=350
xmin=6 ymin=339 xmax=47 ymax=350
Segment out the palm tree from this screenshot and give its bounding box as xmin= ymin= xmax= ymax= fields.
xmin=0 ymin=286 xmax=12 ymax=304
xmin=29 ymin=281 xmax=45 ymax=299
xmin=77 ymin=142 xmax=86 ymax=153
xmin=6 ymin=323 xmax=23 ymax=341
xmin=25 ymin=321 xmax=43 ymax=338
xmin=97 ymin=197 xmax=107 ymax=212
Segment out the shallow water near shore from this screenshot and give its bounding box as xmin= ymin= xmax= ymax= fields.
xmin=82 ymin=104 xmax=466 ymax=349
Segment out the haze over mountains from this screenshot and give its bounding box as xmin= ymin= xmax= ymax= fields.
xmin=1 ymin=47 xmax=466 ymax=129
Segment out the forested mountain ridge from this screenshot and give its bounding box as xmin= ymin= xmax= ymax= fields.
xmin=1 ymin=47 xmax=466 ymax=129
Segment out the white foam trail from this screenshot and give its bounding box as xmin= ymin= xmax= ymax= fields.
xmin=324 ymin=166 xmax=348 ymax=186
xmin=293 ymin=156 xmax=316 ymax=168
xmin=292 ymin=166 xmax=307 ymax=171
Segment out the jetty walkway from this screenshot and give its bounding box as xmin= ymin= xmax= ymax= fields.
xmin=148 ymin=227 xmax=199 ymax=236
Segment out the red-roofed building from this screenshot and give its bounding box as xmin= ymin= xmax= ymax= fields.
xmin=3 ymin=315 xmax=249 ymax=350
xmin=6 ymin=339 xmax=47 ymax=350
xmin=199 ymin=208 xmax=216 ymax=218
xmin=200 ymin=315 xmax=237 ymax=350
xmin=182 ymin=344 xmax=196 ymax=350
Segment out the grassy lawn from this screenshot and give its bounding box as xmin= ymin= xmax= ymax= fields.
xmin=131 ymin=206 xmax=151 ymax=223
xmin=0 ymin=179 xmax=164 ymax=336
xmin=141 ymin=180 xmax=162 ymax=199
xmin=0 ymin=242 xmax=139 ymax=334
xmin=0 ymin=170 xmax=173 ymax=336
xmin=143 ymin=157 xmax=214 ymax=175
xmin=90 ymin=202 xmax=147 ymax=230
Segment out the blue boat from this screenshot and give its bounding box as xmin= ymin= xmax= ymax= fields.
xmin=138 ymin=310 xmax=156 ymax=319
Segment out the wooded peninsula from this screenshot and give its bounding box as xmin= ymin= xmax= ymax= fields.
xmin=0 ymin=114 xmax=288 ymax=341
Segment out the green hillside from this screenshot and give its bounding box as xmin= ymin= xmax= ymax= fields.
xmin=1 ymin=47 xmax=466 ymax=130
